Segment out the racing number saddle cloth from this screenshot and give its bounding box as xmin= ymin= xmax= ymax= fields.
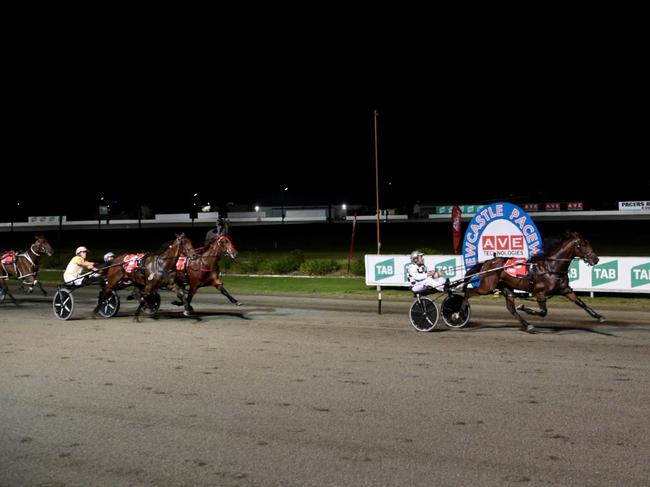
xmin=505 ymin=257 xmax=528 ymax=276
xmin=1 ymin=251 xmax=17 ymax=265
xmin=123 ymin=254 xmax=146 ymax=273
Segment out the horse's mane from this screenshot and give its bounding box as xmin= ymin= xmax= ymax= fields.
xmin=533 ymin=230 xmax=576 ymax=260
xmin=155 ymin=240 xmax=175 ymax=254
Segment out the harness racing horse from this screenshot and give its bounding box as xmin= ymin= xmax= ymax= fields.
xmin=463 ymin=230 xmax=605 ymax=332
xmin=0 ymin=236 xmax=54 ymax=303
xmin=173 ymin=230 xmax=238 ymax=316
xmin=94 ymin=233 xmax=194 ymax=320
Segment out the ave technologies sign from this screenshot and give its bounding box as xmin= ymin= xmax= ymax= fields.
xmin=462 ymin=202 xmax=544 ymax=270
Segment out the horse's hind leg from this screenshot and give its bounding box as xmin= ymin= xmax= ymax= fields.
xmin=36 ymin=281 xmax=47 ymax=296
xmin=563 ymin=291 xmax=606 ymax=322
xmin=504 ymin=289 xmax=535 ymax=333
xmin=1 ymin=282 xmax=18 ymax=305
xmin=219 ymin=285 xmax=240 ymax=306
xmin=517 ymin=293 xmax=548 ymax=317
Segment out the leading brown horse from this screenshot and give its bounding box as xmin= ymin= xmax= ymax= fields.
xmin=463 ymin=230 xmax=605 ymax=332
xmin=0 ymin=235 xmax=54 ymax=303
xmin=94 ymin=233 xmax=194 ymax=319
xmin=173 ymin=230 xmax=238 ymax=316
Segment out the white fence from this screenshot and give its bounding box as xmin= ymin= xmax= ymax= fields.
xmin=365 ymin=254 xmax=650 ymax=294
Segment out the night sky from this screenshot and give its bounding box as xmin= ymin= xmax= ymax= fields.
xmin=5 ymin=41 xmax=648 ymax=219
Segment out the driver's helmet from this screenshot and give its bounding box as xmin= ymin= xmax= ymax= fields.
xmin=103 ymin=252 xmax=115 ymax=263
xmin=410 ymin=250 xmax=424 ymax=263
xmin=75 ymin=246 xmax=88 ymax=255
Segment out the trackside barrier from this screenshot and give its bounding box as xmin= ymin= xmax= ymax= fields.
xmin=365 ymin=255 xmax=650 ymax=294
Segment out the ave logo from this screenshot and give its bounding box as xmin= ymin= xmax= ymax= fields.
xmin=592 ymin=260 xmax=618 ymax=286
xmin=374 ymin=258 xmax=395 ymax=281
xmin=481 ymin=235 xmax=524 ymax=251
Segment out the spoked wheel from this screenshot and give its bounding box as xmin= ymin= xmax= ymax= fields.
xmin=409 ymin=297 xmax=439 ymax=332
xmin=0 ymin=287 xmax=6 ymax=304
xmin=141 ymin=293 xmax=161 ymax=316
xmin=97 ymin=290 xmax=120 ymax=318
xmin=441 ymin=294 xmax=471 ymax=328
xmin=53 ymin=288 xmax=74 ymax=320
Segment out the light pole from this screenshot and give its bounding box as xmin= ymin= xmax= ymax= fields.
xmin=191 ymin=193 xmax=199 ymax=227
xmin=281 ymin=186 xmax=288 ymax=223
xmin=97 ymin=195 xmax=104 ymax=228
xmin=374 ymin=109 xmax=382 ymax=314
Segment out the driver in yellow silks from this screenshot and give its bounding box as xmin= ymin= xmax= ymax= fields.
xmin=63 ymin=246 xmax=99 ymax=286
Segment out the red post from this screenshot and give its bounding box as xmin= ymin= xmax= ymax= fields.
xmin=452 ymin=205 xmax=462 ymax=254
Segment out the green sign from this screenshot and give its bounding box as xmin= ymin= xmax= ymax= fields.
xmin=374 ymin=258 xmax=395 ymax=281
xmin=592 ymin=260 xmax=618 ymax=286
xmin=631 ymin=262 xmax=650 ymax=288
xmin=437 ymin=205 xmax=482 ymax=214
xmin=435 ymin=258 xmax=457 ymax=278
xmin=568 ymin=260 xmax=579 ymax=282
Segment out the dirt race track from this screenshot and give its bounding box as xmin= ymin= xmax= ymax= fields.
xmin=1 ymin=286 xmax=649 ymax=486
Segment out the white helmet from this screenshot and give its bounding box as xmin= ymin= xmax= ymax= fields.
xmin=75 ymin=246 xmax=89 ymax=255
xmin=410 ymin=250 xmax=424 ymax=263
xmin=103 ymin=252 xmax=115 ymax=263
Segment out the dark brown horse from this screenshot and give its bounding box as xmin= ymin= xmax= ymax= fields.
xmin=173 ymin=230 xmax=238 ymax=316
xmin=0 ymin=235 xmax=54 ymax=303
xmin=94 ymin=233 xmax=193 ymax=319
xmin=463 ymin=230 xmax=605 ymax=332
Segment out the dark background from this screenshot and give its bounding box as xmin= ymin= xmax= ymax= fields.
xmin=4 ymin=36 xmax=648 ymax=221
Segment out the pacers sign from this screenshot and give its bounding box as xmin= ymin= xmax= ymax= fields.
xmin=462 ymin=202 xmax=544 ymax=269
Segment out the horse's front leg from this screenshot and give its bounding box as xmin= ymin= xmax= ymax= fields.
xmin=504 ymin=288 xmax=535 ymax=333
xmin=563 ymin=291 xmax=606 ymax=322
xmin=182 ymin=287 xmax=197 ymax=317
xmin=172 ymin=286 xmax=188 ymax=307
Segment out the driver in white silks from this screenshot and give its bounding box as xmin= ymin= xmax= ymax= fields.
xmin=407 ymin=250 xmax=448 ymax=293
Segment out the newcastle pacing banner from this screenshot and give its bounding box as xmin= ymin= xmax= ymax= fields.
xmin=462 ymin=202 xmax=543 ymax=269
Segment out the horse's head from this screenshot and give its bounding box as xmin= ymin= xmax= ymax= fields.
xmin=33 ymin=235 xmax=54 ymax=256
xmin=210 ymin=234 xmax=238 ymax=259
xmin=568 ymin=231 xmax=599 ymax=266
xmin=175 ymin=233 xmax=194 ymax=256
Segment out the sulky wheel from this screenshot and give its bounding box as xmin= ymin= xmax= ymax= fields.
xmin=409 ymin=297 xmax=439 ymax=332
xmin=53 ymin=288 xmax=74 ymax=320
xmin=441 ymin=294 xmax=471 ymax=328
xmin=0 ymin=287 xmax=5 ymax=304
xmin=141 ymin=293 xmax=161 ymax=316
xmin=97 ymin=290 xmax=120 ymax=318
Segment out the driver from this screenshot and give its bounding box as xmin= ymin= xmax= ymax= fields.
xmin=63 ymin=246 xmax=100 ymax=286
xmin=407 ymin=250 xmax=448 ymax=293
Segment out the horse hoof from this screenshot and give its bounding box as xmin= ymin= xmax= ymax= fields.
xmin=516 ymin=304 xmax=525 ymax=311
xmin=524 ymin=324 xmax=536 ymax=334
xmin=171 ymin=300 xmax=183 ymax=306
xmin=183 ymin=310 xmax=191 ymax=317
xmin=598 ymin=316 xmax=606 ymax=323
xmin=235 ymin=302 xmax=242 ymax=307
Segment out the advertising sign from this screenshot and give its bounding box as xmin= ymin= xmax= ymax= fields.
xmin=618 ymin=201 xmax=650 ymax=211
xmin=365 ymin=255 xmax=650 ymax=293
